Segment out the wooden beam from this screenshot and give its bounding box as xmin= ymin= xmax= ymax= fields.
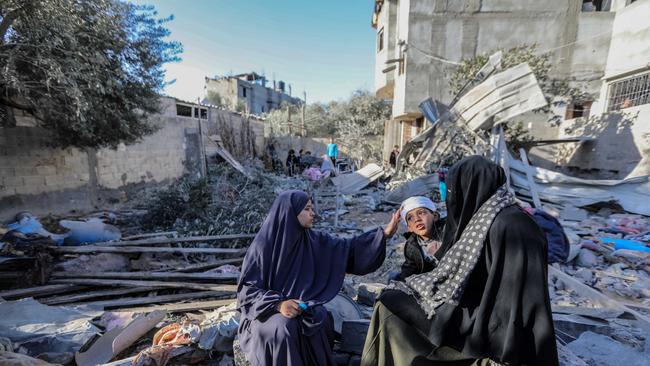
xmin=49 ymin=278 xmax=237 ymax=292
xmin=112 ymin=298 xmax=236 ymax=313
xmin=170 ymin=257 xmax=244 ymax=273
xmin=548 ymin=266 xmax=650 ymax=325
xmin=92 ymin=234 xmax=256 ymax=247
xmin=0 ymin=284 xmax=85 ymax=300
xmin=52 ymin=271 xmax=239 ymax=282
xmin=49 ymin=246 xmax=242 ymax=255
xmin=71 ymin=291 xmax=230 ymax=309
xmin=99 ymin=346 xmax=193 ymax=366
xmin=122 ymin=231 xmax=178 ymax=240
xmin=519 ymin=148 xmax=543 ymax=209
xmin=40 ymin=286 xmax=163 ymax=305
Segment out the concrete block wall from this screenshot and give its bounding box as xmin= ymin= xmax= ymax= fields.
xmin=0 ymin=108 xmax=202 ymax=221
xmin=0 ymin=127 xmax=90 ymax=199
xmin=96 ymin=116 xmax=187 ymax=189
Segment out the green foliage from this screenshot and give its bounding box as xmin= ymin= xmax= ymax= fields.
xmin=0 ymin=0 xmax=182 ymax=148
xmin=331 ymin=90 xmax=391 ymax=164
xmin=140 ymin=163 xmax=279 ymax=241
xmin=504 ymin=121 xmax=534 ymax=155
xmin=265 ymin=90 xmax=391 ymax=164
xmin=141 ymin=176 xmax=211 ymax=229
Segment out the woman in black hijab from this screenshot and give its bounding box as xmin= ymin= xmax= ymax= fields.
xmin=361 ymin=156 xmax=558 ymax=366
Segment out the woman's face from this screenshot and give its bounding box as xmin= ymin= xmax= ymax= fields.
xmin=405 ymin=208 xmax=439 ymax=238
xmin=297 ymin=200 xmax=315 ymax=228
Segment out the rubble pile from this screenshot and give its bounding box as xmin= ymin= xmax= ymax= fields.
xmin=140 ymin=162 xmax=305 ymax=238
xmin=0 ymin=160 xmax=309 ymax=365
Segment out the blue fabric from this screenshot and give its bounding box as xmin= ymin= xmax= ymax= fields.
xmin=439 ymin=181 xmax=447 ymax=202
xmin=326 ymin=143 xmax=338 ymax=158
xmin=600 ymin=238 xmax=650 ymax=253
xmin=530 ymin=210 xmax=570 ymax=263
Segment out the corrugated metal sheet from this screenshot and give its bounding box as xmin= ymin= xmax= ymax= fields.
xmin=384 ymin=174 xmax=439 ymax=204
xmin=452 ymin=63 xmax=547 ymax=131
xmin=506 ymin=150 xmax=650 ymax=216
xmin=330 ymin=164 xmax=384 ymax=195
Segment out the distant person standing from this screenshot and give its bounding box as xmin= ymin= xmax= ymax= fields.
xmin=326 ymin=138 xmax=338 ymax=166
xmin=438 ymin=169 xmax=447 ymax=203
xmin=389 ymin=145 xmax=400 ymax=169
xmin=286 ymin=149 xmax=297 ymax=177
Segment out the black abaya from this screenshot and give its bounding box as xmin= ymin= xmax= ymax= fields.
xmin=361 ymin=156 xmax=558 ymax=366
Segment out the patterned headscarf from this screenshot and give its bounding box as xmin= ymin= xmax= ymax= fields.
xmin=403 ymin=187 xmax=515 ymax=318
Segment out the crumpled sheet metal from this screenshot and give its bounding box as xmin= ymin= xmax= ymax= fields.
xmin=331 ymin=163 xmax=384 ymax=195
xmin=0 ymin=298 xmax=102 ymax=356
xmin=385 ymin=174 xmax=439 ymax=204
xmin=75 ymin=310 xmax=165 ymax=366
xmin=198 ymin=302 xmax=240 ymax=352
xmin=452 ymin=63 xmax=547 ymax=131
xmin=507 ymin=151 xmax=650 ymax=216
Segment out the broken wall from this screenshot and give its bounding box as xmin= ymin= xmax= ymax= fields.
xmin=0 ymin=97 xmax=204 ymax=221
xmin=207 ymin=109 xmax=265 ymax=158
xmin=557 ymin=104 xmax=650 ymax=179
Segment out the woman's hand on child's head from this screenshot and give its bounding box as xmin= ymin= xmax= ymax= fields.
xmin=383 ymin=209 xmax=401 ymax=238
xmin=277 ymin=299 xmax=304 ymax=318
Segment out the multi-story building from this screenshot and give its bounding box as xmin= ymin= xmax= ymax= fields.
xmin=205 ymin=72 xmax=302 ymax=115
xmin=372 ymin=0 xmax=650 ymax=178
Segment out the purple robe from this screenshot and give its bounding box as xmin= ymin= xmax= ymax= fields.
xmin=237 ymin=190 xmax=386 ymax=365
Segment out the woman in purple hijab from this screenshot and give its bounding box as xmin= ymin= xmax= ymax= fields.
xmin=237 ymin=190 xmax=400 ymax=365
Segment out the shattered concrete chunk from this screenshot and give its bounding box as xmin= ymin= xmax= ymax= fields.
xmin=356 ymin=283 xmax=386 ymax=306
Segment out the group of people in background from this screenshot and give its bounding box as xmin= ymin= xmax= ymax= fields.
xmin=284 ymin=139 xmax=339 ymax=178
xmin=236 ymin=155 xmax=559 ymax=366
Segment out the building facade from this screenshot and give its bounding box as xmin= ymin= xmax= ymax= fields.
xmin=372 ymin=0 xmax=649 ymax=177
xmin=205 ymin=72 xmax=302 ymax=115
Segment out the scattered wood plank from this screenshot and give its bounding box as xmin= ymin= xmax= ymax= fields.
xmin=92 ymin=234 xmax=256 ymax=247
xmin=49 ymin=278 xmax=237 ymax=292
xmin=113 ymin=298 xmax=236 ymax=313
xmin=52 ymin=271 xmax=239 ymax=282
xmin=0 ymin=284 xmax=85 ymax=300
xmin=49 ymin=246 xmax=242 ymax=255
xmin=99 ymin=346 xmax=193 ymax=366
xmin=40 ymin=286 xmax=163 ymax=305
xmin=170 ymin=257 xmax=244 ymax=273
xmin=122 ymin=231 xmax=178 ymax=240
xmin=548 ymin=266 xmax=650 ymax=325
xmin=71 ymin=290 xmax=231 ymax=309
xmin=519 ymin=148 xmax=542 ymax=209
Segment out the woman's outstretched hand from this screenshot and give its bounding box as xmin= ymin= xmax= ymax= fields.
xmin=383 ymin=209 xmax=401 ymax=238
xmin=277 ymin=299 xmax=303 ymax=318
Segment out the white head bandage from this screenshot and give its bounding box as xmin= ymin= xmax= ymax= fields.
xmin=400 ymin=196 xmax=437 ymax=224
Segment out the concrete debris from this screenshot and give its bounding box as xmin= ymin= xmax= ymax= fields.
xmin=356 ymin=283 xmax=386 ymax=306
xmin=0 ymin=352 xmax=59 ymax=366
xmin=567 ymin=331 xmax=650 ymax=366
xmin=75 ymin=310 xmax=165 ymax=366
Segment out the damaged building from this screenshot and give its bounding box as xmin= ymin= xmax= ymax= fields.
xmin=204 ymin=72 xmax=303 ymax=115
xmin=372 ymin=0 xmax=650 ymax=178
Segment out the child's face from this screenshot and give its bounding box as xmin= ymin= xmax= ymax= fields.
xmin=405 ymin=208 xmax=439 ymax=238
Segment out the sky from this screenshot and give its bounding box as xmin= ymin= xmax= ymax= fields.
xmin=130 ymin=0 xmax=377 ymax=104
